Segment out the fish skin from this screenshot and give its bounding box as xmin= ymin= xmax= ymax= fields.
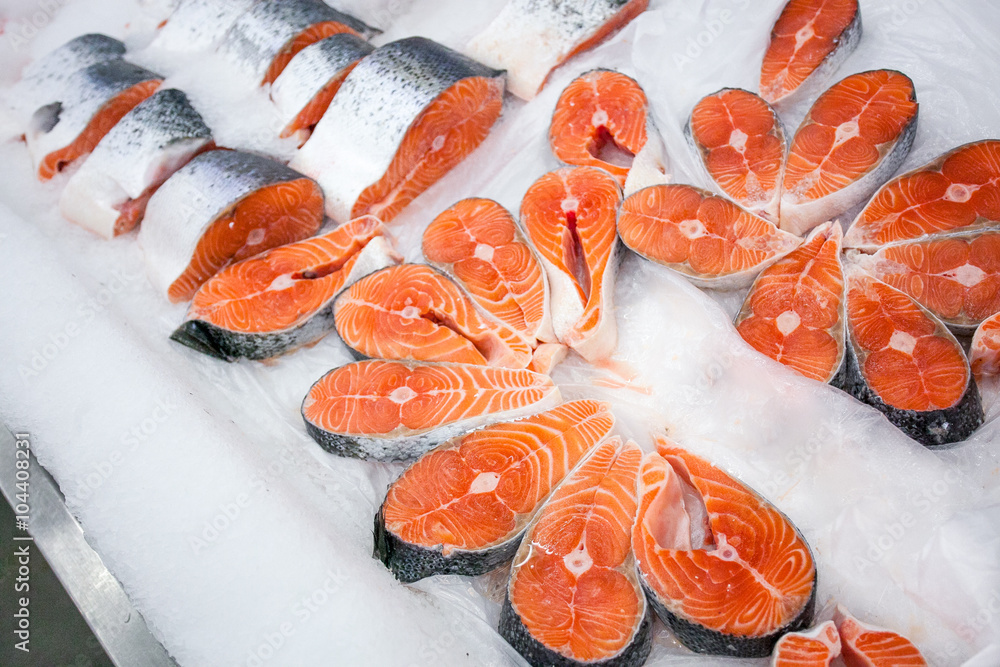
xmin=137 ymin=149 xmax=323 ymax=301
xmin=291 ymin=36 xmax=505 ymax=222
xmin=59 ymin=88 xmax=213 ymax=239
xmin=148 ymin=0 xmax=260 ymax=54
xmin=466 ymin=0 xmax=649 ymax=101
xmin=26 ymin=60 xmax=163 ymax=178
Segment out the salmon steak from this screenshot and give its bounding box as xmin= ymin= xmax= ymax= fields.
xmin=303 ymin=361 xmax=560 ymax=460
xmin=618 ymin=184 xmax=801 ymax=290
xmin=26 ymin=60 xmax=163 ymax=181
xmin=500 ymin=437 xmax=653 ymax=667
xmin=632 ymin=440 xmax=817 ymax=657
xmin=422 ymin=198 xmax=555 ymax=347
xmin=291 ymin=37 xmax=505 ymax=223
xmin=549 ymin=69 xmax=667 ymax=193
xmin=148 ymin=0 xmax=260 ymax=54
xmin=759 ymin=0 xmax=862 ymax=105
xmin=466 ymin=0 xmax=649 ymax=101
xmin=270 ymin=33 xmax=374 ymax=144
xmin=771 ymin=621 xmax=842 ymax=667
xmin=844 ymin=140 xmax=1000 ymax=249
xmin=137 ymin=149 xmax=325 ymax=303
xmin=520 ymin=167 xmax=622 ymax=361
xmin=59 ymin=88 xmax=214 ymax=239
xmin=333 ymin=264 xmax=534 ymax=369
xmin=374 ymin=400 xmax=612 ymax=580
xmin=851 ymin=230 xmax=1000 ymax=333
xmin=834 ymin=606 xmax=927 ymax=667
xmin=173 ymin=216 xmax=398 ymax=361
xmin=687 ymin=88 xmax=786 ymax=221
xmin=736 ymin=222 xmax=846 ymax=384
xmin=839 ymin=268 xmax=983 ymax=447
xmin=971 ymin=312 xmax=1000 ymax=379
xmin=219 ymin=0 xmax=377 ymax=85
xmin=781 ymin=69 xmax=918 ymax=236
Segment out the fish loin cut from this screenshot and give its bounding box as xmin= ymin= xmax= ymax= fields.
xmin=374 ymin=400 xmax=614 ymax=580
xmin=291 ymin=37 xmax=505 ymax=223
xmin=302 ymin=360 xmax=562 ymax=460
xmin=633 ymin=442 xmax=817 ymax=657
xmin=844 ymin=140 xmax=1000 ymax=249
xmin=736 ymin=222 xmax=846 ymax=384
xmin=466 ymin=0 xmax=649 ymax=101
xmin=148 ymin=0 xmax=260 ymax=54
xmin=687 ymin=88 xmax=786 ymax=222
xmin=971 ymin=312 xmax=1000 ymax=379
xmin=138 ymin=149 xmax=324 ymax=303
xmin=520 ymin=166 xmax=622 ymax=361
xmin=618 ymin=183 xmax=801 ymax=290
xmin=422 ymin=197 xmax=555 ymax=345
xmin=759 ymin=0 xmax=862 ymax=105
xmin=834 ymin=606 xmax=927 ymax=667
xmin=26 ymin=60 xmax=163 ymax=180
xmin=219 ymin=0 xmax=377 ymax=85
xmin=781 ymin=69 xmax=918 ymax=236
xmin=500 ymin=437 xmax=652 ymax=667
xmin=838 ymin=268 xmax=983 ymax=447
xmin=270 ymin=33 xmax=374 ymax=143
xmin=333 ymin=263 xmax=534 ymax=368
xmin=173 ymin=216 xmax=399 ymax=360
xmin=59 ymin=88 xmax=214 ymax=239
xmin=771 ymin=621 xmax=842 ymax=667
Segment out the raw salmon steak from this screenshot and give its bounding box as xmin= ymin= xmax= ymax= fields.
xmin=219 ymin=0 xmax=377 ymax=85
xmin=291 ymin=37 xmax=505 ymax=223
xmin=466 ymin=0 xmax=649 ymax=101
xmin=759 ymin=0 xmax=862 ymax=105
xmin=148 ymin=0 xmax=259 ymax=54
xmin=374 ymin=400 xmax=612 ymax=579
xmin=303 ymin=360 xmax=560 ymax=460
xmin=851 ymin=231 xmax=1000 ymax=333
xmin=173 ymin=216 xmax=398 ymax=361
xmin=520 ymin=167 xmax=622 ymax=361
xmin=736 ymin=222 xmax=846 ymax=383
xmin=839 ymin=268 xmax=983 ymax=447
xmin=632 ymin=440 xmax=817 ymax=657
xmin=500 ymin=437 xmax=653 ymax=667
xmin=618 ymin=184 xmax=801 ymax=290
xmin=270 ymin=33 xmax=374 ymax=144
xmin=971 ymin=312 xmax=1000 ymax=378
xmin=26 ymin=60 xmax=163 ymax=181
xmin=138 ymin=149 xmax=324 ymax=303
xmin=834 ymin=606 xmax=927 ymax=667
xmin=333 ymin=264 xmax=534 ymax=369
xmin=844 ymin=140 xmax=1000 ymax=249
xmin=422 ymin=198 xmax=555 ymax=346
xmin=771 ymin=621 xmax=842 ymax=667
xmin=549 ymin=69 xmax=668 ymax=193
xmin=781 ymin=69 xmax=918 ymax=236
xmin=59 ymin=88 xmax=214 ymax=239
xmin=687 ymin=88 xmax=786 ymax=221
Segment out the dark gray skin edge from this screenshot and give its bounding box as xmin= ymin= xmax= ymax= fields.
xmin=170 ymin=306 xmax=337 ymax=361
xmin=639 ymin=572 xmax=817 ymax=658
xmin=833 ymin=341 xmax=984 ymax=448
xmin=499 ymin=592 xmax=653 ymax=667
xmin=373 ymin=504 xmax=523 ymax=583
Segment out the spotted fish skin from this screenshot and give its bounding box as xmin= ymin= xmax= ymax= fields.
xmin=137 ymin=149 xmax=324 ymax=302
xmin=290 ymin=36 xmax=505 ymax=223
xmin=219 ymin=0 xmax=377 ymax=85
xmin=59 ymin=88 xmax=213 ymax=239
xmin=26 ymin=60 xmax=163 ymax=180
xmin=467 ymin=0 xmax=649 ymax=100
xmin=148 ymin=0 xmax=260 ymax=54
xmin=270 ymin=33 xmax=374 ymax=142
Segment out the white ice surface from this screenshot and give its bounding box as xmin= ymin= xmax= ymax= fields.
xmin=0 ymin=1 xmax=999 ymax=666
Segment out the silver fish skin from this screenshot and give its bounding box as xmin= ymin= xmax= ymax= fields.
xmin=25 ymin=59 xmax=163 ymax=176
xmin=148 ymin=0 xmax=261 ymax=54
xmin=59 ymin=88 xmax=213 ymax=240
xmin=290 ymin=36 xmax=504 ymax=222
xmin=138 ymin=149 xmax=317 ymax=297
xmin=270 ymin=33 xmax=374 ymax=139
xmin=219 ymin=0 xmax=379 ymax=84
xmin=467 ymin=0 xmax=647 ymax=100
